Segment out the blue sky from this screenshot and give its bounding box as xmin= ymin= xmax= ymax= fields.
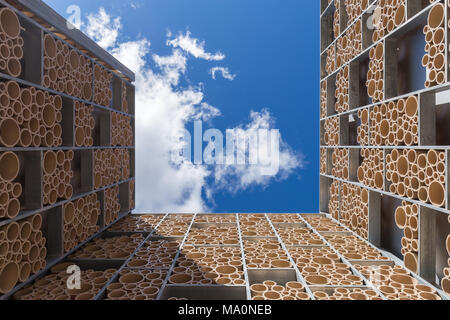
xmin=43 ymin=0 xmax=320 ymax=213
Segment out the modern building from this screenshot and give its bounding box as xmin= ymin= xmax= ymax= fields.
xmin=0 ymin=0 xmax=448 ymax=300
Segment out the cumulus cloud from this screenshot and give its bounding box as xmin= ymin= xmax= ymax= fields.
xmin=213 ymin=109 xmax=302 ymax=193
xmin=167 ymin=31 xmax=225 ymax=61
xmin=210 ymin=67 xmax=236 ymax=81
xmin=84 ymin=8 xmax=303 ymax=212
xmin=85 ymin=7 xmax=121 ymax=49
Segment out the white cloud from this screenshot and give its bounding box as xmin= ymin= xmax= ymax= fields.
xmin=213 ymin=109 xmax=302 ymax=194
xmin=210 ymin=67 xmax=236 ymax=81
xmin=85 ymin=9 xmax=303 ymax=212
xmin=85 ymin=7 xmax=121 ymax=49
xmin=167 ymin=31 xmax=225 ymax=61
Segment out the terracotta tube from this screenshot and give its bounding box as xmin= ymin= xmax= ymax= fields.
xmin=0 ymin=262 xmax=19 ymax=294
xmin=142 ymin=287 xmax=159 ymax=299
xmin=64 ymin=185 xmax=73 ymax=199
xmin=20 ymin=88 xmax=32 ymax=108
xmin=7 ymin=58 xmax=21 ymax=77
xmin=6 ymin=198 xmax=20 ymax=218
xmin=69 ymin=50 xmax=79 ymax=70
xmin=428 ymin=3 xmax=445 ymax=29
xmin=18 ymin=262 xmax=30 ymax=282
xmin=394 ymin=5 xmax=405 ymax=27
xmin=433 ymin=27 xmax=444 ymax=45
xmin=419 ymin=292 xmax=441 ymax=300
xmin=44 ymin=34 xmax=56 ymax=58
xmin=395 ymin=207 xmax=407 ymax=229
xmin=6 ymin=81 xmax=19 ymax=100
xmin=19 ymin=128 xmax=32 ymax=147
xmin=305 ymin=275 xmax=329 ymax=285
xmin=428 ymin=181 xmax=445 ymax=207
xmin=75 ymin=127 xmax=84 ymax=146
xmin=27 ymin=214 xmax=42 ymax=231
xmin=13 ymin=45 xmax=23 ymax=60
xmin=43 ymin=151 xmax=57 ymax=175
xmin=42 ymin=104 xmax=56 ymax=128
xmin=0 ymin=152 xmax=19 ymax=182
xmin=442 ymin=277 xmax=450 ymax=295
xmin=0 ymin=8 xmax=20 ymax=39
xmin=64 ymin=202 xmax=75 ymax=225
xmin=263 ymin=291 xmax=281 ymax=300
xmin=168 ymin=273 xmax=192 ymax=284
xmin=403 ymin=253 xmax=418 ymax=273
xmin=434 ymin=53 xmax=445 ymax=70
xmin=0 ymin=119 xmax=20 ymax=147
xmin=405 ymin=96 xmax=418 ymax=118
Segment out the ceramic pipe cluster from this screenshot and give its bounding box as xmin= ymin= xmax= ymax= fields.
xmin=313 ymin=287 xmax=381 ymax=300
xmin=103 ymin=185 xmax=120 ymax=226
xmin=240 ymin=218 xmax=275 ymax=237
xmin=371 ymin=0 xmax=406 ymax=42
xmin=335 ymin=66 xmax=349 ymax=113
xmin=336 ymin=20 xmax=362 ymax=68
xmin=173 ymin=247 xmax=245 ymax=285
xmin=94 ymin=149 xmax=130 ymax=189
xmin=14 ymin=264 xmax=116 ymax=300
xmin=43 ymin=33 xmax=93 ymax=100
xmin=441 ymin=215 xmax=450 ymax=296
xmin=325 ymin=233 xmax=388 ymax=261
xmin=121 ymin=82 xmax=129 ymax=113
xmin=320 ymin=80 xmax=327 ymax=118
xmin=239 ymin=213 xmax=266 ymax=221
xmin=386 ymin=149 xmax=446 ymax=207
xmin=107 ymin=269 xmax=167 ymax=300
xmin=244 ymin=239 xmax=292 ymax=269
xmin=339 ymin=183 xmax=369 ymax=239
xmin=155 ymin=215 xmax=192 ymax=237
xmin=129 ymin=179 xmax=135 ymax=210
xmin=128 ymin=239 xmax=180 ymax=269
xmin=251 ymin=281 xmax=310 ymax=301
xmin=186 ymin=225 xmax=240 ymax=246
xmin=268 ymin=213 xmax=303 ymax=224
xmin=323 ymin=116 xmax=340 ymax=146
xmin=344 ymin=0 xmax=369 ymax=24
xmin=0 ymin=81 xmax=63 ymax=147
xmin=355 ymin=264 xmax=441 ymax=300
xmin=74 ymin=101 xmax=94 ymax=147
xmin=276 ymin=226 xmax=324 ymax=246
xmin=303 ymin=215 xmax=348 ymax=233
xmin=357 ymin=109 xmax=369 ymax=145
xmin=195 ymin=214 xmax=236 ymax=223
xmin=325 ymin=45 xmax=336 ymax=75
xmin=369 ymin=96 xmax=419 ymax=146
xmin=333 ymin=0 xmax=341 ymax=38
xmin=357 ymin=148 xmax=384 ymax=190
xmin=0 ymin=214 xmax=46 ymax=294
xmin=290 ymin=246 xmax=364 ymax=286
xmin=329 ymin=180 xmax=341 ymax=220
xmin=43 ymin=150 xmax=74 ymax=205
xmin=331 ymin=148 xmax=349 ymax=179
xmin=63 ymin=193 xmax=101 ymax=252
xmin=395 ymin=202 xmax=420 ymax=273
xmin=423 ymin=3 xmax=446 ymax=88
xmin=111 ymin=112 xmax=133 ymax=146
xmin=0 ymin=152 xmax=22 ymax=219
xmin=70 ymin=234 xmax=144 ymax=260
xmin=109 ymin=214 xmax=163 ymax=232
xmin=0 ymin=8 xmax=23 ymax=78
xmin=367 ymin=42 xmax=384 ymax=102
xmin=93 ymin=64 xmax=113 ymax=107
